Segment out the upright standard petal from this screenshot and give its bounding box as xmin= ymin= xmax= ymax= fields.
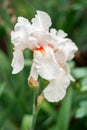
xmin=15 ymin=17 xmax=31 ymax=33
xmin=11 ymin=50 xmax=24 ymax=74
xmin=11 ymin=28 xmax=38 ymax=51
xmin=50 ymin=29 xmax=68 ymax=48
xmin=50 ymin=28 xmax=57 ymax=36
xmin=11 ymin=30 xmax=28 ymax=46
xmin=11 ymin=16 xmax=37 ymax=50
xmin=31 ymin=10 xmax=52 ymax=31
xmin=53 ymin=38 xmax=78 ymax=63
xmin=57 ymin=30 xmax=67 ymax=38
xmin=61 ymin=39 xmax=78 ymax=61
xmin=11 ymin=16 xmax=30 ymax=47
xmin=43 ymin=70 xmax=70 ymax=102
xmin=50 ymin=29 xmax=67 ymax=38
xmin=34 ymin=46 xmax=61 ymax=80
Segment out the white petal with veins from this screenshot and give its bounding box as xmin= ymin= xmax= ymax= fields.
xmin=54 ymin=49 xmax=66 ymax=66
xmin=17 ymin=17 xmax=30 ymax=24
xmin=11 ymin=50 xmax=24 ymax=74
xmin=11 ymin=30 xmax=28 ymax=46
xmin=63 ymin=63 xmax=75 ymax=82
xmin=54 ymin=38 xmax=78 ymax=62
xmin=11 ymin=16 xmax=37 ymax=50
xmin=34 ymin=46 xmax=61 ymax=80
xmin=50 ymin=28 xmax=57 ymax=36
xmin=50 ymin=29 xmax=68 ymax=48
xmin=62 ymin=39 xmax=78 ymax=61
xmin=15 ymin=17 xmax=31 ymax=33
xmin=57 ymin=30 xmax=67 ymax=38
xmin=32 ymin=10 xmax=52 ymax=31
xmin=43 ymin=70 xmax=70 ymax=102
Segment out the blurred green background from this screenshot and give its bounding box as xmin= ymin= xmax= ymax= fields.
xmin=0 ymin=0 xmax=87 ymax=130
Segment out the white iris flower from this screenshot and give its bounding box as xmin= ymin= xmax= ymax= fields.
xmin=11 ymin=10 xmax=78 ymax=102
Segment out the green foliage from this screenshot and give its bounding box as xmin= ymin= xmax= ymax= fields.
xmin=21 ymin=115 xmax=33 ymax=130
xmin=0 ymin=0 xmax=87 ymax=130
xmin=55 ymin=87 xmax=73 ymax=130
xmin=76 ymin=101 xmax=87 ymax=118
xmin=49 ymin=87 xmax=73 ymax=130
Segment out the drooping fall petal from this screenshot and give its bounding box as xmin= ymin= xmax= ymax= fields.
xmin=34 ymin=46 xmax=61 ymax=80
xmin=11 ymin=50 xmax=24 ymax=74
xmin=43 ymin=70 xmax=70 ymax=102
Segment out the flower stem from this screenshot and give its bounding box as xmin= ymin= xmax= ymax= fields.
xmin=31 ymin=92 xmax=38 ymax=130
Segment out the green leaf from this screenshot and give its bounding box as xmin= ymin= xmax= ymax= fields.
xmin=0 ymin=106 xmax=14 ymax=128
xmin=0 ymin=82 xmax=6 ymax=96
xmin=80 ymin=78 xmax=87 ymax=92
xmin=55 ymin=87 xmax=73 ymax=130
xmin=76 ymin=101 xmax=87 ymax=118
xmin=1 ymin=120 xmax=18 ymax=130
xmin=42 ymin=101 xmax=56 ymax=118
xmin=0 ymin=51 xmax=10 ymax=71
xmin=57 ymin=87 xmax=73 ymax=130
xmin=49 ymin=87 xmax=73 ymax=130
xmin=21 ymin=115 xmax=32 ymax=130
xmin=72 ymin=67 xmax=87 ymax=79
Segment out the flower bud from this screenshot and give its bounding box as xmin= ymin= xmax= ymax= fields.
xmin=11 ymin=15 xmax=17 ymax=24
xmin=37 ymin=94 xmax=44 ymax=108
xmin=28 ymin=76 xmax=39 ymax=92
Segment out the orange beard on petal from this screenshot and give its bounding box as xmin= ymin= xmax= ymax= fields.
xmin=34 ymin=43 xmax=54 ymax=53
xmin=35 ymin=46 xmax=45 ymax=53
